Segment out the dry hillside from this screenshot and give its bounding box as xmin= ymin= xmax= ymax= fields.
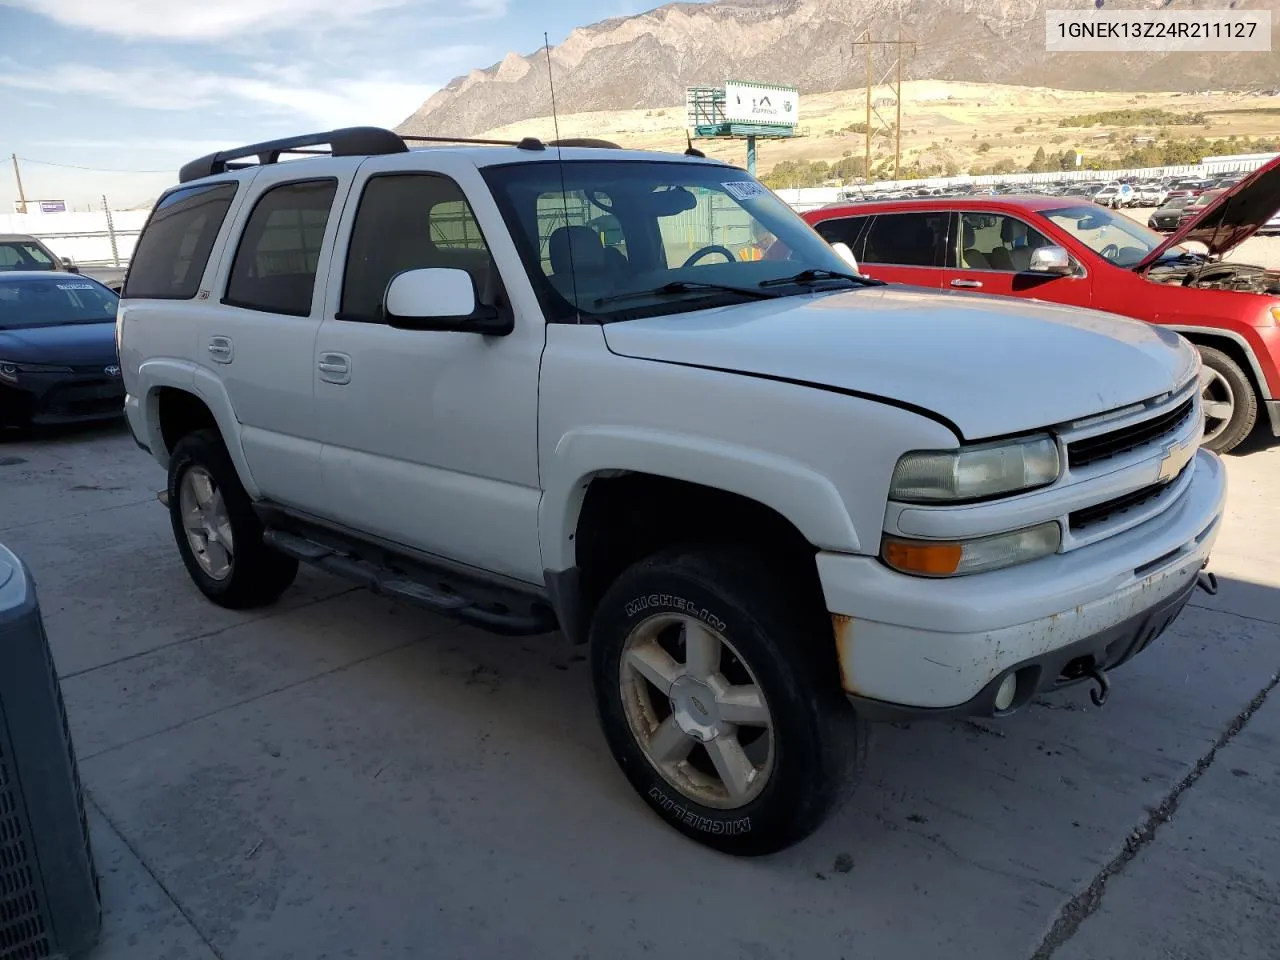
xmin=398 ymin=0 xmax=1280 ymax=140
xmin=466 ymin=81 xmax=1280 ymax=179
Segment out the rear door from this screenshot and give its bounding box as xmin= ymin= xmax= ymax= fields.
xmin=200 ymin=160 xmax=362 ymax=512
xmin=943 ymin=210 xmax=1092 ymax=308
xmin=844 ymin=210 xmax=949 ymax=288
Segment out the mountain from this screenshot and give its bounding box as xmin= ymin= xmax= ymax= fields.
xmin=397 ymin=0 xmax=1280 ymax=139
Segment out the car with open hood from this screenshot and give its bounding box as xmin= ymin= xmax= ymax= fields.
xmin=804 ymin=154 xmax=1280 ymax=453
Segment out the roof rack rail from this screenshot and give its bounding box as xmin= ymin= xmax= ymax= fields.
xmin=178 ymin=126 xmax=409 ymax=183
xmin=402 ymin=134 xmax=546 ymax=151
xmin=547 ymin=138 xmax=621 ymax=149
xmin=177 ymin=127 xmax=630 ymax=183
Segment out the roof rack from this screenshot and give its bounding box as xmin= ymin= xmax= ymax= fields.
xmin=177 ymin=126 xmax=556 ymax=183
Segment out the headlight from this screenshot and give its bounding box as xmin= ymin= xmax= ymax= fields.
xmin=889 ymin=435 xmax=1061 ymax=502
xmin=882 ymin=521 xmax=1062 ymax=577
xmin=0 ymin=361 xmax=74 ymax=383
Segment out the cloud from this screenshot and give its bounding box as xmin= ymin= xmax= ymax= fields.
xmin=0 ymin=54 xmax=485 ymax=128
xmin=0 ymin=0 xmax=506 ymax=41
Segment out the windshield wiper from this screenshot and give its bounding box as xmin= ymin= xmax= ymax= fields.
xmin=758 ymin=268 xmax=884 ymax=288
xmin=593 ymin=281 xmax=782 ymax=307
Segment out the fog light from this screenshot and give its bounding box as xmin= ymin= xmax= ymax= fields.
xmin=994 ymin=674 xmax=1017 ymax=711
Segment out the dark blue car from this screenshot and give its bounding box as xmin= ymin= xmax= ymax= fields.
xmin=0 ymin=272 xmax=124 ymax=429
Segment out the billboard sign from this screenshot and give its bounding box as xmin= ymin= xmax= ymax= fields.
xmin=724 ymin=81 xmax=798 ymax=128
xmin=38 ymin=200 xmax=67 ymax=213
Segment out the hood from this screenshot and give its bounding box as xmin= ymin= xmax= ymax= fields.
xmin=1136 ymin=154 xmax=1280 ymax=270
xmin=601 ymin=287 xmax=1197 ymax=440
xmin=0 ymin=321 xmax=118 ymax=365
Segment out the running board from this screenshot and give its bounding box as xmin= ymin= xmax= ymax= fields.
xmin=262 ymin=529 xmax=557 ymax=636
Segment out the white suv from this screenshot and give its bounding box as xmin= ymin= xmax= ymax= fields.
xmin=118 ymin=126 xmax=1226 ymax=855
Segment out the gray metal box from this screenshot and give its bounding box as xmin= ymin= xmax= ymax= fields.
xmin=0 ymin=543 xmax=100 ymax=959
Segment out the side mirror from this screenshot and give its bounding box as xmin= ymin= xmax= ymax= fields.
xmin=62 ymin=258 xmax=80 ymax=273
xmin=1027 ymin=245 xmax=1074 ymax=276
xmin=383 ymin=267 xmax=511 ymax=335
xmin=830 ymin=241 xmax=859 ymax=273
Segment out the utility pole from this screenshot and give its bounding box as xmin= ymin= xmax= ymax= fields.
xmin=895 ymin=24 xmax=904 ymax=180
xmin=852 ymin=31 xmax=916 ymax=184
xmin=11 ymin=154 xmax=28 ymax=214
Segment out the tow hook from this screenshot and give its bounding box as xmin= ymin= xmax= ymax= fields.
xmin=1085 ymin=665 xmax=1111 ymax=707
xmin=1196 ymin=570 xmax=1219 ymax=596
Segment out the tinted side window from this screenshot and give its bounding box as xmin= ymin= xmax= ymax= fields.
xmin=813 ymin=216 xmax=870 ymax=258
xmin=123 ymin=182 xmax=237 ymax=299
xmin=340 ymin=174 xmax=497 ymax=323
xmin=225 ymin=179 xmax=337 ymax=316
xmin=860 ymin=212 xmax=950 ymax=267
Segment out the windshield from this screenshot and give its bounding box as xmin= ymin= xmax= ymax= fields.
xmin=0 ymin=276 xmax=119 ymax=329
xmin=0 ymin=240 xmax=57 ymax=271
xmin=481 ymin=159 xmax=858 ymax=322
xmin=1041 ymin=204 xmax=1180 ymax=267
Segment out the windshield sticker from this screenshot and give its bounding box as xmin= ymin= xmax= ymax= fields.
xmin=56 ymin=283 xmax=97 ymax=290
xmin=722 ymin=181 xmax=767 ymax=201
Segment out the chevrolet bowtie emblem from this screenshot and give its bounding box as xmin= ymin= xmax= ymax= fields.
xmin=1157 ymin=438 xmax=1194 ymax=483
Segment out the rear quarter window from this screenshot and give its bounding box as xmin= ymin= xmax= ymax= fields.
xmin=123 ymin=181 xmax=238 ymax=300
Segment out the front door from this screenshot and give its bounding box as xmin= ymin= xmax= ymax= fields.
xmin=942 ymin=211 xmax=1092 ymax=308
xmin=310 ymin=155 xmax=544 ymax=585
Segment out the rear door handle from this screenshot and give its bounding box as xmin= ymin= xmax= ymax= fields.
xmin=207 ymin=336 xmax=233 ymax=363
xmin=318 ymin=352 xmax=351 ymax=385
xmin=950 ymin=279 xmax=983 ymax=289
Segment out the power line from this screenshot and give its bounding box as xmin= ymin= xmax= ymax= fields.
xmin=14 ymin=156 xmax=172 ymax=174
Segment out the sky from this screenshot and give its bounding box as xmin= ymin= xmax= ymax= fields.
xmin=0 ymin=0 xmax=680 ymax=211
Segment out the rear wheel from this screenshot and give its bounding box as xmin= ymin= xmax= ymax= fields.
xmin=167 ymin=429 xmax=298 ymax=608
xmin=1196 ymin=345 xmax=1257 ymax=454
xmin=590 ymin=544 xmax=867 ymax=856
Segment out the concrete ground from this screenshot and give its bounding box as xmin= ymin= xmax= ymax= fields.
xmin=0 ymin=422 xmax=1277 ymax=960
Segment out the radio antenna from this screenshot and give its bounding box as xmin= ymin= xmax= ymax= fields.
xmin=545 ymin=31 xmax=581 ymax=322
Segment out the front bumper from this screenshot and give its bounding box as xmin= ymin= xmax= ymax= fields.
xmin=818 ymin=448 xmax=1226 ymax=716
xmin=0 ymin=369 xmax=124 ymax=426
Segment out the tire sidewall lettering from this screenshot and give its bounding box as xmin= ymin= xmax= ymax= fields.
xmin=647 ymin=785 xmax=752 ymax=835
xmin=623 ymin=593 xmax=727 ymax=633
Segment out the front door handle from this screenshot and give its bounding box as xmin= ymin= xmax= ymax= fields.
xmin=207 ymin=336 xmax=233 ymax=363
xmin=318 ymin=352 xmax=351 ymax=385
xmin=950 ymin=279 xmax=983 ymax=289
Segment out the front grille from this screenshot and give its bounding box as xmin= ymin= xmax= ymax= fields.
xmin=1067 ymin=397 xmax=1194 ymax=469
xmin=1069 ymin=464 xmax=1189 ymax=532
xmin=40 ymin=380 xmax=124 ymax=418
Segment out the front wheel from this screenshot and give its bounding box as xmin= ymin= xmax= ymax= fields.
xmin=167 ymin=428 xmax=298 ymax=608
xmin=1196 ymin=345 xmax=1257 ymax=454
xmin=589 ymin=545 xmax=867 ymax=856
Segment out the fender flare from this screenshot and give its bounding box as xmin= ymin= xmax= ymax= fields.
xmin=1164 ymin=325 xmax=1273 ymax=400
xmin=138 ymin=359 xmax=261 ymax=499
xmin=538 ymin=426 xmax=861 ymax=572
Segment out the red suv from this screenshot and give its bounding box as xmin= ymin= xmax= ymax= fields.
xmin=802 ymin=157 xmax=1280 ymax=453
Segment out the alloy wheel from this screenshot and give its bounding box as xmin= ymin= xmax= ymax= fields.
xmin=1200 ymin=365 xmax=1235 ymax=447
xmin=179 ymin=466 xmax=234 ymax=580
xmin=619 ymin=613 xmax=774 ymax=810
